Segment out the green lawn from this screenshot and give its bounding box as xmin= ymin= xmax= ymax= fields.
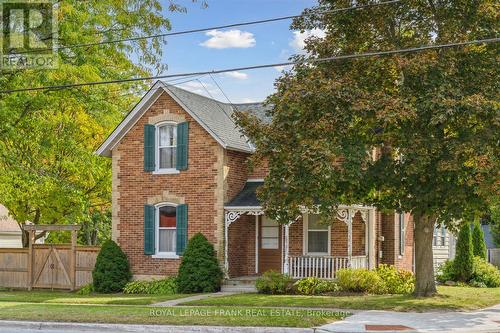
xmin=0 ymin=302 xmax=344 ymax=327
xmin=0 ymin=290 xmax=188 ymax=305
xmin=183 ymin=286 xmax=500 ymax=312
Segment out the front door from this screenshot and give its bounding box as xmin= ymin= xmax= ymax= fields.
xmin=258 ymin=216 xmax=282 ymax=274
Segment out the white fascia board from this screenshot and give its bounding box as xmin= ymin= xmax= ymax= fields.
xmin=95 ymin=81 xmax=164 ymax=157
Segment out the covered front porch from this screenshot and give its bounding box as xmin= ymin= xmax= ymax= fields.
xmin=224 ymin=182 xmax=377 ymax=279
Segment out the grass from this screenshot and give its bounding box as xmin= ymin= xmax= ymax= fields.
xmin=183 ymin=286 xmax=500 ymax=312
xmin=0 ymin=302 xmax=344 ymax=327
xmin=0 ymin=290 xmax=189 ymax=305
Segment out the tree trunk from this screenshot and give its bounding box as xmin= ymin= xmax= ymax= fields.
xmin=413 ymin=212 xmax=437 ymax=297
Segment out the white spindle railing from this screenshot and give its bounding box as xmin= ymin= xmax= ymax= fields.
xmin=288 ymin=256 xmax=368 ymax=279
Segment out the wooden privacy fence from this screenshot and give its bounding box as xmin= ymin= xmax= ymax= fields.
xmin=488 ymin=248 xmax=500 ymax=269
xmin=0 ymin=245 xmax=99 ymax=290
xmin=0 ymin=224 xmax=100 ymax=290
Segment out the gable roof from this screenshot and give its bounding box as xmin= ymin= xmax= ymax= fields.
xmin=96 ymin=81 xmax=271 ymax=157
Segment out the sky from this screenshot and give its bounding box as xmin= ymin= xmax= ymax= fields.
xmin=157 ymin=0 xmax=319 ymax=103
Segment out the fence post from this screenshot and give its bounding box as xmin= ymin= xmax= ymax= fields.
xmin=70 ymin=230 xmax=77 ymax=291
xmin=27 ymin=230 xmax=34 ymax=290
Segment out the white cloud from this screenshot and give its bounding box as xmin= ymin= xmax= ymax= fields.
xmin=178 ymin=81 xmax=218 ymax=96
xmin=200 ymin=29 xmax=256 ymax=49
xmin=239 ymin=98 xmax=257 ymax=103
xmin=289 ymin=28 xmax=326 ymax=52
xmin=225 ymin=71 xmax=248 ymax=80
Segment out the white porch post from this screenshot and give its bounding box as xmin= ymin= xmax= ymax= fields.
xmin=283 ymin=223 xmax=290 ymax=274
xmin=347 ymin=211 xmax=353 ymax=263
xmin=224 ymin=211 xmax=241 ymax=278
xmin=368 ymin=208 xmax=377 ymax=269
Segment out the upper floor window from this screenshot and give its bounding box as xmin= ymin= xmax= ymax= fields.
xmin=433 ymin=225 xmax=446 ymax=247
xmin=157 ymin=123 xmax=177 ymax=170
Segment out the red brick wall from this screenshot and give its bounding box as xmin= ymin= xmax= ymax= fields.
xmin=227 ymin=214 xmax=256 ymax=277
xmin=248 ymin=158 xmax=268 ymax=179
xmin=396 ymin=213 xmax=414 ymax=271
xmin=380 ymin=212 xmax=414 ymax=272
xmin=224 ymin=150 xmax=249 ymax=202
xmin=114 ymin=92 xmax=222 ymax=278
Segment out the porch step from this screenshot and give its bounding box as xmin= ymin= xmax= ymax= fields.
xmin=221 ymin=276 xmax=258 ymax=293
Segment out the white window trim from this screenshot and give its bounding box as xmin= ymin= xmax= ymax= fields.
xmin=154 ymin=202 xmax=179 ymax=259
xmin=155 ymin=121 xmax=178 ymax=173
xmin=303 ymin=213 xmax=331 ymax=256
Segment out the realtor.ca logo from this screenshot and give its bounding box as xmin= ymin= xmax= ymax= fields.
xmin=0 ymin=0 xmax=58 ymax=70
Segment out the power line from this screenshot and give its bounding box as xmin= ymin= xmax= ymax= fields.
xmin=1 ymin=37 xmax=498 ymax=94
xmin=9 ymin=0 xmax=402 ymax=55
xmin=209 ymin=74 xmax=234 ymax=106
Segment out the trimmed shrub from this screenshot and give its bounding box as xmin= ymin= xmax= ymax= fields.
xmin=177 ymin=233 xmax=223 ymax=293
xmin=436 ymin=259 xmax=456 ymax=283
xmin=92 ymin=240 xmax=131 ymax=293
xmin=294 ymin=277 xmax=339 ymax=295
xmin=336 ymin=268 xmax=385 ymax=294
xmin=470 ymin=257 xmax=500 ymax=288
xmin=123 ymin=277 xmax=177 ymax=294
xmin=376 ymin=264 xmax=415 ymax=294
xmin=256 ymin=270 xmax=293 ymax=294
xmin=454 ymin=223 xmax=474 ymax=282
xmin=472 ymin=221 xmax=487 ymax=260
xmin=437 ymin=257 xmax=500 ymax=288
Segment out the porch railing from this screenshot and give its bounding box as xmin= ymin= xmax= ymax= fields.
xmin=288 ymin=255 xmax=368 ymax=279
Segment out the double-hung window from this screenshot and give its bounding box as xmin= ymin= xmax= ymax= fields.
xmin=433 ymin=225 xmax=446 ymax=246
xmin=157 ymin=205 xmax=176 ymax=255
xmin=305 ymin=214 xmax=330 ymax=255
xmin=157 ymin=123 xmax=177 ymax=171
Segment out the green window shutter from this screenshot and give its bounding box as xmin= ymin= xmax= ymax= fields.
xmin=176 ymin=204 xmax=188 ymax=255
xmin=176 ymin=122 xmax=189 ymax=171
xmin=144 ymin=124 xmax=155 ymax=172
xmin=144 ymin=205 xmax=155 ymax=255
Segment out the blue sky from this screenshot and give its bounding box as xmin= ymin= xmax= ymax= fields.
xmin=158 ymin=0 xmax=319 ymax=103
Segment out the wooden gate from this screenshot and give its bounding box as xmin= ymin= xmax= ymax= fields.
xmin=24 ymin=224 xmax=80 ymax=290
xmin=32 ymin=245 xmax=72 ymax=289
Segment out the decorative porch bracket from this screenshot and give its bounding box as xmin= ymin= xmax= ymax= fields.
xmin=224 ymin=209 xmax=264 ymax=278
xmin=336 ymin=208 xmax=369 ymax=267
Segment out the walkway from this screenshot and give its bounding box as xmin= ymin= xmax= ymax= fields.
xmin=317 ymin=304 xmax=500 ymax=333
xmin=152 ymin=292 xmax=236 ymax=306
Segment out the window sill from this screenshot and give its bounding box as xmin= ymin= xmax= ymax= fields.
xmin=304 ymin=253 xmax=330 ymax=257
xmin=152 ymin=253 xmax=180 ymax=259
xmin=152 ymin=169 xmax=180 ymax=175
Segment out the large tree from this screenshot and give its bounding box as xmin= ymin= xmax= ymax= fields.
xmin=235 ymin=0 xmax=499 ymax=296
xmin=0 ymin=0 xmax=205 ymax=245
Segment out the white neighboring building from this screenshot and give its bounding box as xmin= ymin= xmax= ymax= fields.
xmin=0 ymin=204 xmax=46 ymax=248
xmin=433 ymin=225 xmax=456 ymax=271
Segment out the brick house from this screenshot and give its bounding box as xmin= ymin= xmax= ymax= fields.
xmin=96 ymin=81 xmax=414 ymax=281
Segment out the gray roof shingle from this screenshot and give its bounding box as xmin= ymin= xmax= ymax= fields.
xmin=164 ymin=84 xmax=272 ymax=152
xmin=225 ymin=181 xmax=264 ymax=207
xmin=96 ymin=81 xmax=272 ymax=157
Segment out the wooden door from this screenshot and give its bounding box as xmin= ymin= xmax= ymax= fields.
xmin=258 ymin=216 xmax=282 ymax=274
xmin=32 ymin=245 xmax=72 ymax=289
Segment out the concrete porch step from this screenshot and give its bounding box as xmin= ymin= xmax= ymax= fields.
xmin=221 ymin=276 xmax=258 ymax=293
